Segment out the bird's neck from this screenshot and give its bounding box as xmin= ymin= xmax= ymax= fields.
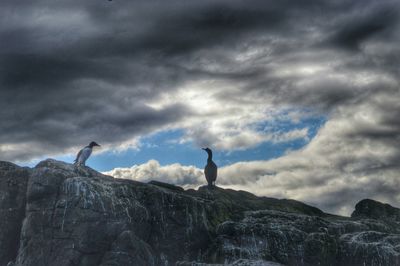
xmin=207 ymin=152 xmax=213 ymax=162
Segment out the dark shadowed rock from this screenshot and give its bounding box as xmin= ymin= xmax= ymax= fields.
xmin=148 ymin=180 xmax=185 ymax=192
xmin=352 ymin=198 xmax=400 ymax=221
xmin=100 ymin=230 xmax=155 ymax=266
xmin=208 ymin=209 xmax=400 ymax=265
xmin=0 ymin=162 xmax=30 ymax=266
xmin=176 ymin=259 xmax=284 ymax=265
xmin=337 ymin=231 xmax=400 ymax=266
xmin=1 ymin=159 xmax=400 ymax=266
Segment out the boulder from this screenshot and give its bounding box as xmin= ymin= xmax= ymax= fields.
xmin=352 ymin=198 xmax=400 ymax=222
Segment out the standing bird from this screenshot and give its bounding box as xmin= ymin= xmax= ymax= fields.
xmin=74 ymin=141 xmax=100 ymax=166
xmin=203 ymin=147 xmax=217 ymax=187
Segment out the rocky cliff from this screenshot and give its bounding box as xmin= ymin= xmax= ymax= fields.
xmin=1 ymin=159 xmax=399 ymax=266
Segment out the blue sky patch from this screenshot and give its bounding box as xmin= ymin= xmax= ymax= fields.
xmin=19 ymin=114 xmax=326 ymax=172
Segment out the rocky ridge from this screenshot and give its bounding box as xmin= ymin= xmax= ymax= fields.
xmin=0 ymin=159 xmax=399 ymax=266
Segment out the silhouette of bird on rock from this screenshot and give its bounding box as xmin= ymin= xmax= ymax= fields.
xmin=74 ymin=141 xmax=100 ymax=166
xmin=202 ymin=147 xmax=217 ymax=187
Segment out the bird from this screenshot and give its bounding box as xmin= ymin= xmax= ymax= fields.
xmin=202 ymin=147 xmax=217 ymax=187
xmin=74 ymin=141 xmax=100 ymax=166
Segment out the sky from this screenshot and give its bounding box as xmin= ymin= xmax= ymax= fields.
xmin=1 ymin=0 xmax=400 ymax=216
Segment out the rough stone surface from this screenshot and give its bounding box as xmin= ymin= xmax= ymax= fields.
xmin=352 ymin=198 xmax=400 ymax=222
xmin=1 ymin=159 xmax=400 ymax=266
xmin=209 ymin=210 xmax=400 ymax=265
xmin=0 ymin=162 xmax=30 ymax=266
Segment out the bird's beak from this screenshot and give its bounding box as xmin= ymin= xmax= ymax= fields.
xmin=202 ymin=148 xmax=206 ymax=150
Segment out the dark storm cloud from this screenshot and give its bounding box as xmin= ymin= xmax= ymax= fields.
xmin=75 ymin=0 xmax=325 ymax=57
xmin=0 ymin=0 xmax=322 ymax=160
xmin=327 ymin=4 xmax=398 ymax=50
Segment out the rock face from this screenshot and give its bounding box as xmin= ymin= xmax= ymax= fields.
xmin=0 ymin=162 xmax=30 ymax=266
xmin=0 ymin=159 xmax=400 ymax=266
xmin=352 ymin=199 xmax=400 ymax=222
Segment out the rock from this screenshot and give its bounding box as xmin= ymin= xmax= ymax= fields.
xmin=207 ymin=209 xmax=400 ymax=266
xmin=230 ymin=260 xmax=284 ymax=266
xmin=338 ymin=231 xmax=400 ymax=265
xmin=148 ymin=180 xmax=185 ymax=192
xmin=352 ymin=198 xmax=400 ymax=221
xmin=304 ymin=232 xmax=338 ymax=264
xmin=17 ymin=160 xmax=153 ymax=266
xmin=176 ymin=259 xmax=284 ymax=266
xmin=0 ymin=159 xmax=400 ymax=265
xmin=0 ymin=162 xmax=30 ymax=266
xmin=100 ymin=230 xmax=156 ymax=266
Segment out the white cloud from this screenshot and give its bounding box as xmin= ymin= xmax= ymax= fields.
xmin=146 ymin=79 xmax=313 ymax=152
xmin=105 ymin=159 xmax=204 ymax=189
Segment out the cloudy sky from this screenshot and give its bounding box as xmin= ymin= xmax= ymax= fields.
xmin=1 ymin=0 xmax=400 ymax=215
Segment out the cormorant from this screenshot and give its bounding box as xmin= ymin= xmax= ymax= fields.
xmin=74 ymin=141 xmax=100 ymax=166
xmin=203 ymin=147 xmax=217 ymax=187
